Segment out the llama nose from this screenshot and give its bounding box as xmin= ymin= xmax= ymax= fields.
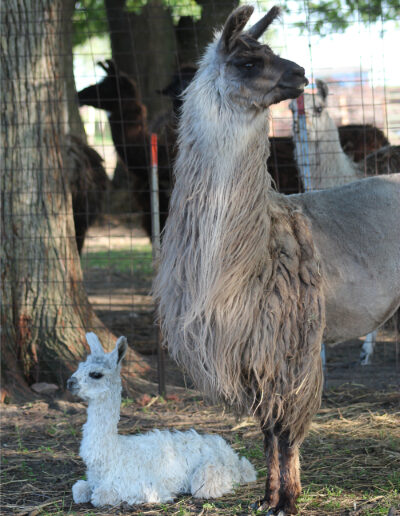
xmin=280 ymin=62 xmax=308 ymax=87
xmin=67 ymin=377 xmax=77 ymax=391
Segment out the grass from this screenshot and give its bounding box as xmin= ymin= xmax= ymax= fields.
xmin=81 ymin=245 xmax=153 ymax=276
xmin=1 ymin=385 xmax=399 ymax=515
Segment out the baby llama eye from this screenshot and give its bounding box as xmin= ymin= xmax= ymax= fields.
xmin=89 ymin=372 xmax=103 ymax=379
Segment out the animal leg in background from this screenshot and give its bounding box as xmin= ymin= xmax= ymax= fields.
xmin=360 ymin=330 xmax=377 ymax=365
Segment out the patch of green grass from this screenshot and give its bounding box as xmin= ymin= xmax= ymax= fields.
xmin=121 ymin=396 xmax=135 ymax=407
xmin=81 ymin=246 xmax=153 ymax=276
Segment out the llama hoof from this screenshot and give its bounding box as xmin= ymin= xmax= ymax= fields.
xmin=250 ymin=499 xmax=272 ymax=513
xmin=250 ymin=502 xmax=287 ymax=515
xmin=359 ymin=352 xmax=371 ymax=366
xmin=72 ymin=479 xmax=92 ymax=504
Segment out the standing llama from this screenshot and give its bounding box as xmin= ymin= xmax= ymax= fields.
xmin=290 ymin=79 xmax=400 ymax=364
xmin=67 ymin=333 xmax=256 ymax=507
xmin=154 ymin=5 xmax=400 ymax=514
xmin=78 ymin=61 xmax=170 ymax=236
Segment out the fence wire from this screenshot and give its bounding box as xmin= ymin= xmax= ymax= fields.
xmin=1 ymin=0 xmax=399 ymax=399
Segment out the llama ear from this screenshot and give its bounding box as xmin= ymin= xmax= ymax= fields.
xmin=111 ymin=336 xmax=128 ymax=366
xmin=86 ymin=332 xmax=104 ymax=356
xmin=220 ymin=5 xmax=254 ymax=52
xmin=247 ymin=5 xmax=281 ymax=40
xmin=316 ymin=79 xmax=329 ymax=102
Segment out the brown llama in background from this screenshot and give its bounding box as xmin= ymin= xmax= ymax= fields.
xmin=78 ymin=60 xmax=170 ymax=237
xmin=66 ymin=135 xmax=110 ymax=254
xmin=338 ymin=123 xmax=389 ymax=163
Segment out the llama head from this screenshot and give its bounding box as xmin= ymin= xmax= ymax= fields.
xmin=289 ymin=79 xmax=335 ymax=141
xmin=78 ymin=60 xmax=142 ymax=114
xmin=193 ymin=5 xmax=308 ymax=114
xmin=159 ymin=65 xmax=198 ymax=115
xmin=67 ymin=333 xmax=128 ymax=401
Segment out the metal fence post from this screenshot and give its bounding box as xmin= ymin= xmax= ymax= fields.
xmin=150 ymin=133 xmax=166 ymax=397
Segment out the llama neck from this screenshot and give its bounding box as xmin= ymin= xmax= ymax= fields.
xmin=294 ymin=113 xmax=361 ymax=190
xmin=81 ymin=386 xmax=121 ymax=464
xmin=175 ymin=83 xmax=274 ymax=295
xmin=109 ymin=108 xmax=148 ymax=167
xmin=156 ymin=77 xmax=279 ymax=402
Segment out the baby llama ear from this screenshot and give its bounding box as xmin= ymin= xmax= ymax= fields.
xmin=86 ymin=332 xmax=104 ymax=356
xmin=113 ymin=336 xmax=128 ymax=365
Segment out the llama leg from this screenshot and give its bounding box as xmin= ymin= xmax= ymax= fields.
xmin=275 ymin=433 xmax=301 ymax=515
xmin=321 ymin=341 xmax=327 ymax=389
xmin=90 ymin=484 xmax=120 ymax=507
xmin=191 ymin=462 xmax=235 ymax=498
xmin=360 ymin=330 xmax=376 ymax=365
xmin=253 ymin=429 xmax=280 ymax=512
xmin=72 ymin=479 xmax=92 ymax=504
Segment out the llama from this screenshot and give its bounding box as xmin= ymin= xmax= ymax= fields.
xmin=289 ymin=80 xmax=400 ymax=364
xmin=156 ymin=69 xmax=387 ymax=196
xmin=78 ymin=61 xmax=170 ymax=236
xmin=290 ymin=79 xmax=400 ymax=189
xmin=338 ymin=123 xmax=389 ymax=163
xmin=67 ymin=333 xmax=256 ymax=507
xmin=154 ymin=5 xmax=400 ymax=514
xmin=66 ymin=135 xmax=110 ymax=254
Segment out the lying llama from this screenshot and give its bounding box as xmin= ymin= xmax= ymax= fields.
xmin=67 ymin=333 xmax=256 ymax=507
xmin=154 ymin=5 xmax=400 ymax=514
xmin=78 ymin=61 xmax=170 ymax=236
xmin=289 ymin=80 xmax=400 ymax=364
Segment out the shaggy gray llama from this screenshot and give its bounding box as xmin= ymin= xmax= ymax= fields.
xmin=154 ymin=5 xmax=400 ymax=515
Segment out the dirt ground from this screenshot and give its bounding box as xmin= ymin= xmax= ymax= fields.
xmin=1 ymin=221 xmax=399 ymax=515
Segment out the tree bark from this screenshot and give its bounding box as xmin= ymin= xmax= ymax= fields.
xmin=105 ymin=0 xmax=176 ymax=120
xmin=0 ymin=0 xmax=146 ymax=401
xmin=62 ymin=0 xmax=87 ymax=140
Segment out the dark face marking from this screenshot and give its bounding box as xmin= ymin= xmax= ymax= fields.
xmin=225 ymin=35 xmax=308 ymax=108
xmin=89 ymin=372 xmax=104 ymax=380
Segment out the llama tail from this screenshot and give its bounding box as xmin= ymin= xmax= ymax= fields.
xmin=239 ymin=456 xmax=257 ymax=483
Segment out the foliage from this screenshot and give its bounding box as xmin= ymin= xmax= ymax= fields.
xmin=291 ymin=0 xmax=399 ymax=35
xmin=73 ymin=0 xmax=108 ymax=47
xmin=73 ymin=0 xmax=201 ymax=47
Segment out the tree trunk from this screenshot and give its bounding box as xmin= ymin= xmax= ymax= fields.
xmin=176 ymin=0 xmax=239 ymax=64
xmin=62 ymin=0 xmax=87 ymax=140
xmin=105 ymin=0 xmax=176 ymax=120
xmin=0 ymin=0 xmax=147 ymax=401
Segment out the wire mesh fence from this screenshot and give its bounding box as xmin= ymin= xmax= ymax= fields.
xmin=1 ymin=0 xmax=399 ymax=401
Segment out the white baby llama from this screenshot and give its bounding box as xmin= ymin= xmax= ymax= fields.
xmin=67 ymin=333 xmax=256 ymax=507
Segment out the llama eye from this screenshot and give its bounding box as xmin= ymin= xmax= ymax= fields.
xmin=243 ymin=62 xmax=254 ymax=69
xmin=89 ymin=372 xmax=103 ymax=379
xmin=315 ymin=106 xmax=323 ymax=114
